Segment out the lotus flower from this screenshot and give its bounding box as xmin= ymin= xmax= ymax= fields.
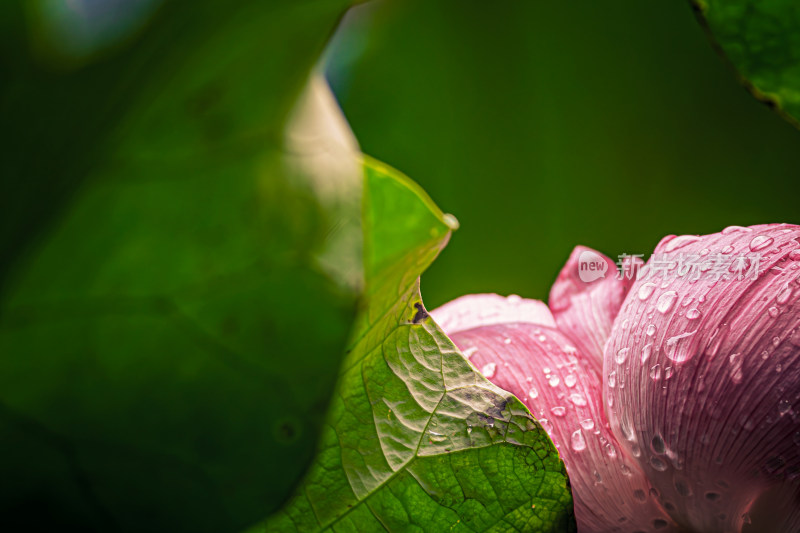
xmin=431 ymin=224 xmax=800 ymax=532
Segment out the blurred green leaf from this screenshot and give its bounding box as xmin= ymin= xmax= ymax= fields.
xmin=0 ymin=1 xmax=361 ymax=532
xmin=692 ymin=0 xmax=800 ymax=127
xmin=266 ymin=160 xmax=575 ymax=533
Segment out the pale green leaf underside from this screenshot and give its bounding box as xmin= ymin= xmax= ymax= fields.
xmin=265 ymin=160 xmax=576 ymax=532
xmin=692 ymin=0 xmax=800 ymax=127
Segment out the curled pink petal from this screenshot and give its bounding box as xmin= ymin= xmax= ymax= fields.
xmin=606 ymin=224 xmax=800 ymax=532
xmin=448 ymin=323 xmax=678 ymax=532
xmin=430 ymin=293 xmax=555 ymax=335
xmin=549 ymin=246 xmax=635 ymax=375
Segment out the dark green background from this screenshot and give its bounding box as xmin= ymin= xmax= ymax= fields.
xmin=327 ymin=0 xmax=800 ymax=308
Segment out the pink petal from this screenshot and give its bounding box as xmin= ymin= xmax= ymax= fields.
xmin=605 ymin=224 xmax=800 ymax=532
xmin=549 ymin=246 xmax=635 ymax=375
xmin=449 ymin=323 xmax=678 ymax=532
xmin=430 ymin=293 xmax=555 ymax=335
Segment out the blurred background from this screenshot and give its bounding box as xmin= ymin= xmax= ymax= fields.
xmin=326 ymin=0 xmax=800 ymax=308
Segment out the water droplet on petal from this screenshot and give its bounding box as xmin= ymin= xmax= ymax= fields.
xmin=571 ymin=429 xmax=586 ymax=452
xmin=778 ymin=286 xmax=793 ymax=305
xmin=548 ymin=375 xmax=560 ymax=387
xmin=605 ymin=442 xmax=617 ymax=458
xmin=615 ymin=347 xmax=630 ymax=365
xmin=664 ymin=366 xmax=675 ymax=380
xmin=608 ymin=371 xmax=617 ymax=388
xmin=503 ymin=337 xmax=512 ymax=344
xmin=646 ymin=324 xmax=657 ymax=337
xmin=638 ymin=283 xmax=657 ymax=301
xmin=779 ymin=399 xmax=792 ymax=416
xmin=580 ymin=418 xmax=595 ymax=430
xmin=570 ymin=393 xmax=587 ymax=407
xmin=651 ymin=434 xmax=666 ymax=455
xmin=657 ymin=291 xmax=678 ymax=314
xmin=789 ymin=249 xmax=800 ymax=261
xmin=462 ymin=346 xmax=478 ymax=359
xmin=528 ymin=387 xmax=538 ymax=400
xmin=769 ymin=306 xmax=780 ymax=318
xmin=722 ymin=225 xmax=751 ymax=235
xmin=750 ymin=235 xmax=774 ymax=252
xmin=633 ymin=489 xmax=646 ymax=502
xmin=650 ymin=456 xmax=668 ymax=471
xmin=686 ymin=308 xmax=701 ymax=320
xmin=705 ymin=491 xmax=721 ymax=502
xmin=641 ymin=343 xmax=653 ymax=364
xmin=564 ymin=374 xmax=577 ymax=388
xmin=650 ymin=364 xmax=662 ymax=381
xmin=742 ymin=512 xmax=752 ymax=525
xmin=664 ymin=235 xmax=701 ymax=252
xmin=481 ymin=362 xmax=497 ymax=378
xmin=551 ymin=406 xmax=566 ymax=417
xmin=773 ymin=336 xmax=782 ymax=347
xmin=722 ymin=245 xmax=735 ymax=254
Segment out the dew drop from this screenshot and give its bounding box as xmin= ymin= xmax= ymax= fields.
xmin=722 ymin=245 xmax=735 ymax=254
xmin=686 ymin=308 xmax=701 ymax=320
xmin=638 ymin=283 xmax=657 ymax=301
xmin=528 ymin=387 xmax=539 ymax=400
xmin=650 ymin=456 xmax=668 ymax=471
xmin=778 ymin=286 xmax=793 ymax=305
xmin=705 ymin=491 xmax=721 ymax=502
xmin=769 ymin=306 xmax=780 ymax=318
xmin=615 ymin=347 xmax=630 ymax=365
xmin=548 ymin=375 xmax=560 ymax=387
xmin=778 ymin=399 xmax=792 ymax=416
xmin=462 ymin=347 xmax=478 ymax=359
xmin=580 ymin=418 xmax=595 ymax=430
xmin=551 ymin=406 xmax=566 ymax=417
xmin=608 ymin=371 xmax=617 ymax=388
xmin=729 ymin=353 xmax=743 ymax=384
xmin=481 ymin=362 xmax=497 ymax=378
xmin=571 ymin=429 xmax=586 ymax=452
xmin=605 ymin=442 xmax=617 ymax=458
xmin=773 ymin=336 xmax=781 ymax=347
xmin=650 ymin=364 xmax=662 ymax=381
xmin=790 ymin=249 xmax=800 ymax=262
xmin=641 ymin=343 xmax=653 ymax=364
xmin=664 ymin=367 xmax=674 ymax=380
xmin=750 ymin=235 xmax=774 ymax=252
xmin=570 ymin=393 xmax=587 ymax=407
xmin=503 ymin=337 xmax=512 ymax=344
xmin=722 ymin=225 xmax=751 ymax=235
xmin=646 ymin=324 xmax=657 ymax=337
xmin=742 ymin=512 xmax=752 ymax=525
xmin=651 ymin=434 xmax=666 ymax=455
xmin=664 ymin=235 xmax=701 ymax=252
xmin=633 ymin=489 xmax=646 ymax=502
xmin=656 ymin=291 xmax=678 ymax=314
xmin=564 ymin=374 xmax=577 ymax=388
